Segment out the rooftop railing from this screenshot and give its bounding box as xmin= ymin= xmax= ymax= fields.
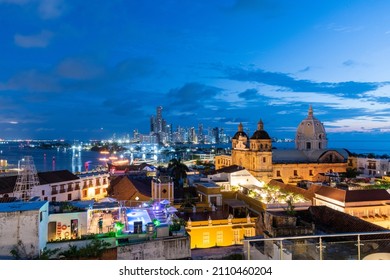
xmin=243 ymin=231 xmax=390 ymax=260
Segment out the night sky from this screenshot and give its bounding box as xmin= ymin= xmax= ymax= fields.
xmin=1 ymin=0 xmax=390 ymax=147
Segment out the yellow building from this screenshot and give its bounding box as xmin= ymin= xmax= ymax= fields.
xmin=186 ymin=215 xmax=256 ymax=249
xmin=215 ymin=106 xmax=349 ymax=184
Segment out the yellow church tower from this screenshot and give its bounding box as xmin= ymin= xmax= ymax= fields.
xmin=232 ymin=120 xmax=273 ymax=182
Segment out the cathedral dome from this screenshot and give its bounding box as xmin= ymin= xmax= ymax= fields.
xmin=295 ymin=105 xmax=327 ymax=150
xmin=232 ymin=123 xmax=248 ymax=140
xmin=250 ymin=120 xmax=271 ymax=140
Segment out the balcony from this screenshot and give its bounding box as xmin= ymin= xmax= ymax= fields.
xmin=244 ymin=231 xmax=390 ymax=260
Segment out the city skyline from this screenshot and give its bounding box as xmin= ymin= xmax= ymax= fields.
xmin=1 ymin=1 xmax=390 ymax=148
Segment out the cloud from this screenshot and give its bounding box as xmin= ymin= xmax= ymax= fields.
xmin=0 ymin=0 xmax=30 ymax=4
xmin=298 ymin=66 xmax=311 ymax=73
xmin=321 ymin=23 xmax=363 ymax=33
xmin=343 ymin=59 xmax=356 ymax=67
xmin=112 ymin=57 xmax=155 ymax=81
xmin=0 ymin=70 xmax=60 ymax=93
xmin=0 ymin=0 xmax=65 ymax=19
xmin=325 ymin=116 xmax=390 ymax=133
xmin=225 ymin=67 xmax=380 ymax=95
xmin=238 ymin=88 xmax=258 ymax=100
xmin=14 ymin=30 xmax=53 ymax=48
xmin=102 ymin=97 xmax=145 ymax=117
xmin=57 ymin=58 xmax=105 ymax=80
xmin=168 ymin=83 xmax=222 ymax=109
xmin=38 ymin=0 xmax=65 ymax=19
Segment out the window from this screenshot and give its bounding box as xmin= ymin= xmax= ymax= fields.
xmin=40 ymin=211 xmax=43 ymax=222
xmin=41 ymin=190 xmax=45 ymax=196
xmin=216 ymin=231 xmax=223 ymax=244
xmin=309 ymin=170 xmax=313 ymax=176
xmin=263 ymin=157 xmax=266 ymax=163
xmin=276 ymin=170 xmax=281 ymax=177
xmin=52 ymin=196 xmax=56 ymax=202
xmin=294 ymin=170 xmax=298 ymax=176
xmin=306 ymin=142 xmax=311 ymax=149
xmin=245 ymin=228 xmax=252 ymax=237
xmin=233 ymin=229 xmax=240 ymax=244
xmin=203 ymin=232 xmax=210 ymax=245
xmin=95 ymin=188 xmax=101 ymax=195
xmin=68 ymin=193 xmax=72 ymax=201
xmin=319 ymin=143 xmax=322 ymax=149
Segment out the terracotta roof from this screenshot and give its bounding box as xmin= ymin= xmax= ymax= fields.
xmin=308 ymin=206 xmax=388 ymax=237
xmin=127 ymin=177 xmax=152 ymax=197
xmin=0 ymin=176 xmax=17 ymax=194
xmin=315 ymin=186 xmax=346 ymax=202
xmin=0 ymin=170 xmax=80 ymax=194
xmin=38 ymin=170 xmax=80 ymax=184
xmin=345 ymin=189 xmax=390 ymax=203
xmin=315 ymin=186 xmax=390 ymax=203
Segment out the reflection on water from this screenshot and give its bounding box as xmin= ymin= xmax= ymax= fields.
xmin=0 ymin=142 xmax=232 ymax=173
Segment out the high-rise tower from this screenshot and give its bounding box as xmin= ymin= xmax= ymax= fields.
xmin=156 ymin=106 xmax=163 ymax=133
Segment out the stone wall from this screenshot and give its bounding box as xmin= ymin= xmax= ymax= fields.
xmin=117 ymin=236 xmax=190 ymax=260
xmin=0 ymin=211 xmax=40 ymax=258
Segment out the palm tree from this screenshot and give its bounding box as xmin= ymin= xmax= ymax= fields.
xmin=168 ymin=158 xmax=189 ymax=190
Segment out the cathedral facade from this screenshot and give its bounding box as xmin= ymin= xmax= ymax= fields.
xmin=215 ymin=106 xmax=349 ymax=184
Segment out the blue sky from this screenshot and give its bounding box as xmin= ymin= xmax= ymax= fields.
xmin=1 ymin=0 xmax=390 ymax=149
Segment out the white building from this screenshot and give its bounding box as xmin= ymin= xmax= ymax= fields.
xmin=0 ymin=170 xmax=110 ymax=202
xmin=207 ymin=165 xmax=265 ymax=191
xmin=356 ymin=157 xmax=390 ymax=177
xmin=0 ymin=201 xmax=49 ymax=259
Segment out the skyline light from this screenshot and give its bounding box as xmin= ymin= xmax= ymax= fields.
xmin=1 ymin=1 xmax=390 ymax=151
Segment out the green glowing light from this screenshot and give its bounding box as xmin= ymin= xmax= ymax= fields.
xmin=153 ymin=219 xmax=161 ymax=227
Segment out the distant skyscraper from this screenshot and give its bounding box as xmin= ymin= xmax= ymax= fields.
xmin=150 ymin=115 xmax=156 ymax=133
xmin=198 ymin=123 xmax=204 ymax=144
xmin=188 ymin=127 xmax=197 ymax=143
xmin=156 ymin=106 xmax=163 ymax=133
xmin=212 ymin=127 xmax=220 ymax=144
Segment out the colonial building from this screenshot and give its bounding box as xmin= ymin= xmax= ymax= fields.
xmin=215 ymin=106 xmax=349 ymax=184
xmin=0 ymin=170 xmax=110 ymax=202
xmin=313 ymin=186 xmax=390 ymax=228
xmin=107 ymin=175 xmax=174 ymax=205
